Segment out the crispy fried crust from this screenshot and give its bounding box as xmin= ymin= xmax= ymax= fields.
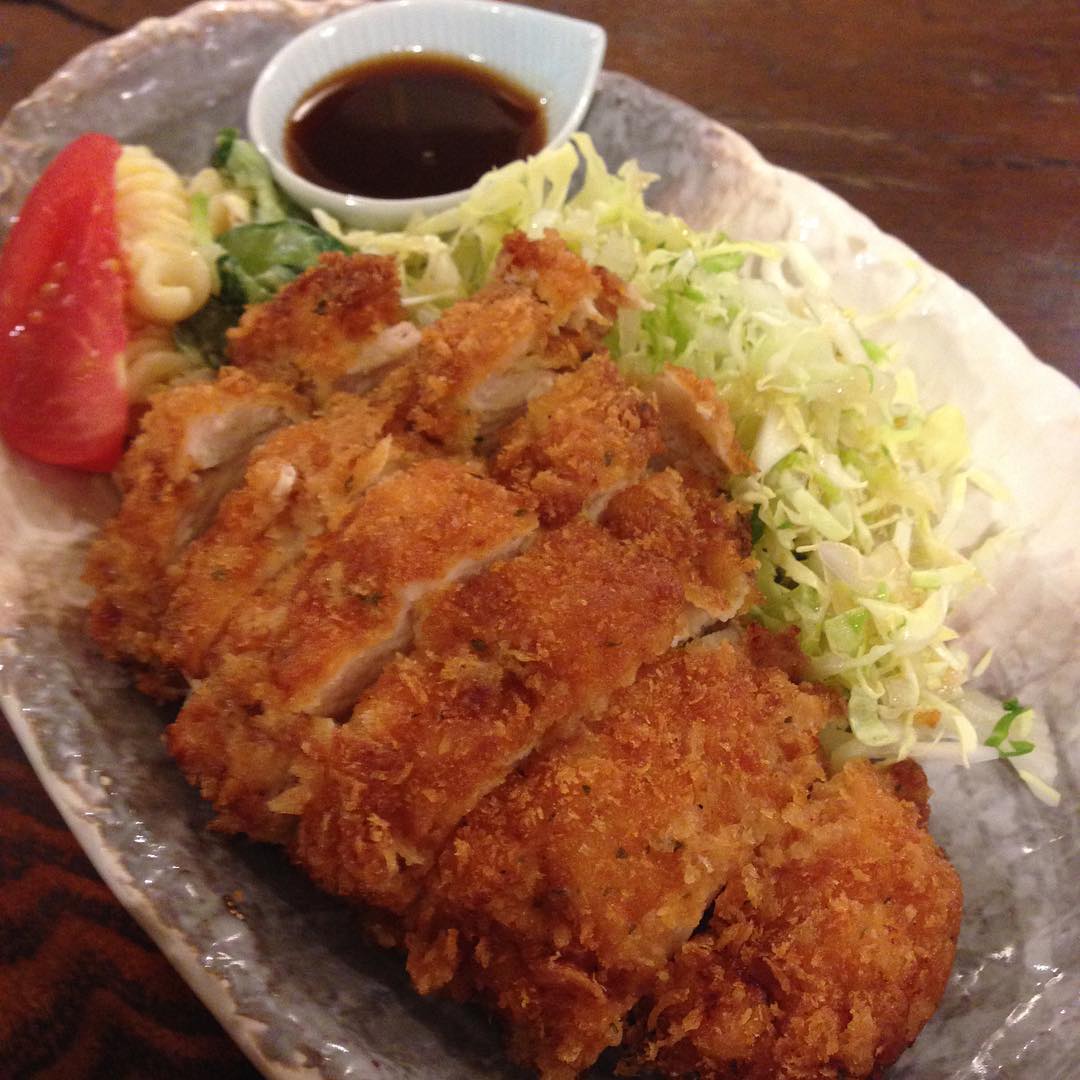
xmin=629 ymin=760 xmax=962 ymax=1080
xmin=291 ymin=520 xmax=686 ymax=912
xmin=160 ymin=395 xmax=399 ymax=679
xmin=85 ymin=229 xmax=965 ymax=1080
xmin=370 ymin=231 xmax=634 ymax=451
xmin=226 ymin=252 xmax=408 ymax=401
xmin=741 ymin=621 xmax=810 ymax=683
xmin=493 ymin=228 xmax=631 ymax=348
xmin=167 ymin=460 xmax=537 ymax=841
xmin=602 ymin=467 xmax=758 ymax=634
xmin=648 ymin=365 xmax=755 ymax=477
xmin=490 ymin=353 xmax=663 ymax=526
xmin=405 ymin=637 xmax=839 ymax=1078
xmin=166 ymin=657 xmax=336 ymax=842
xmin=83 ymin=369 xmax=307 ymax=692
xmin=247 ymin=459 xmax=535 ymax=716
xmin=384 ymin=285 xmax=560 ymax=449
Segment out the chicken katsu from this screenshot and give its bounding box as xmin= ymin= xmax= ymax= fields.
xmin=84 ymin=369 xmax=307 ymax=695
xmin=227 ymin=251 xmax=418 ymax=401
xmin=406 ymin=634 xmax=841 ymax=1078
xmin=168 ymin=458 xmax=536 ymax=841
xmin=159 ymin=393 xmax=399 ymax=679
xmin=490 ymin=353 xmax=662 ymax=526
xmin=83 ymin=229 xmax=962 ymax=1078
xmin=292 ymin=519 xmax=688 ymax=912
xmin=626 ymin=759 xmax=962 ymax=1079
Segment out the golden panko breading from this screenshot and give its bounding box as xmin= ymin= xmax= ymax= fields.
xmin=247 ymin=458 xmax=536 ymax=717
xmin=493 ymin=228 xmax=634 ymax=345
xmin=491 ymin=353 xmax=663 ymax=526
xmin=168 ymin=658 xmax=335 ymax=843
xmin=406 ymin=636 xmax=840 ymax=1079
xmin=373 ymin=230 xmax=634 ymax=451
xmin=84 ymin=368 xmax=307 ymax=694
xmin=84 ymin=226 xmax=963 ymax=1080
xmin=629 ymin=759 xmax=962 ymax=1080
xmin=227 ymin=252 xmax=414 ymax=402
xmin=167 ymin=459 xmax=537 ymax=842
xmin=647 ymin=365 xmax=755 ymax=477
xmin=602 ymin=467 xmax=758 ymax=637
xmin=160 ymin=394 xmax=400 ymax=679
xmin=388 ymin=285 xmax=561 ymax=449
xmin=292 ymin=519 xmax=687 ymax=913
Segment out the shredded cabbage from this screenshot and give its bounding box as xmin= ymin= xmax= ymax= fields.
xmin=212 ymin=133 xmax=1057 ymax=804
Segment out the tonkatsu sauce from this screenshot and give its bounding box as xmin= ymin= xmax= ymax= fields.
xmin=285 ymin=53 xmax=547 ymax=199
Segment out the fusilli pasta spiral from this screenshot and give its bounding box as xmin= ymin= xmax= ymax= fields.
xmin=115 ymin=146 xmax=213 ymax=324
xmin=124 ymin=318 xmax=211 ymax=407
xmin=187 ymin=167 xmax=252 ymax=236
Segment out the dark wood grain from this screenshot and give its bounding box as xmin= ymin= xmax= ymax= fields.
xmin=0 ymin=1 xmax=1077 ymax=1076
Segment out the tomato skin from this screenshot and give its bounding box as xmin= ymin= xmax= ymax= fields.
xmin=0 ymin=133 xmax=129 ymax=472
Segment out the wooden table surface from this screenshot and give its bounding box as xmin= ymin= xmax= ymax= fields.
xmin=0 ymin=1 xmax=1076 ymax=1076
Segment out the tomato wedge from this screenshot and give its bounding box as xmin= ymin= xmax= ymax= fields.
xmin=0 ymin=132 xmax=129 ymax=471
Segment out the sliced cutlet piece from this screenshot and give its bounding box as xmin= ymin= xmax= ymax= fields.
xmin=289 ymin=520 xmax=686 ymax=913
xmin=601 ymin=466 xmax=758 ymax=641
xmin=84 ymin=369 xmax=307 ymax=695
xmin=160 ymin=392 xmax=406 ymax=680
xmin=489 ymin=352 xmax=663 ymax=526
xmin=226 ymin=251 xmax=419 ymax=401
xmin=166 ymin=459 xmax=537 ymax=842
xmin=376 ymin=232 xmax=635 ymax=451
xmin=405 ymin=634 xmax=839 ymax=1079
xmin=492 ymin=229 xmax=635 ymax=362
xmin=375 ymin=283 xmax=561 ymax=451
xmin=167 ymin=655 xmax=334 ymax=843
xmin=628 ymin=759 xmax=961 ymax=1080
xmin=646 ymin=364 xmax=754 ymax=478
xmin=250 ymin=458 xmax=537 ymax=718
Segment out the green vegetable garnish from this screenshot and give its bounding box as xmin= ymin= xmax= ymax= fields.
xmin=178 ymin=218 xmax=347 ymax=365
xmin=212 ymin=128 xmax=307 ymax=224
xmin=216 ymin=220 xmax=347 ymax=305
xmin=985 ymin=698 xmax=1035 ymax=758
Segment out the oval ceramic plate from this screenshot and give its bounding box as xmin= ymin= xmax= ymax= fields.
xmin=0 ymin=3 xmax=1077 ymax=1079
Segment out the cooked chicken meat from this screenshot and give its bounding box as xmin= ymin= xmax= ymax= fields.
xmin=167 ymin=459 xmax=537 ymax=841
xmin=627 ymin=759 xmax=962 ymax=1080
xmin=84 ymin=228 xmax=962 ymax=1080
xmin=374 ymin=230 xmax=631 ymax=451
xmin=490 ymin=353 xmax=662 ymax=526
xmin=226 ymin=252 xmax=418 ymax=402
xmin=647 ymin=365 xmax=754 ymax=477
xmin=291 ymin=519 xmax=687 ymax=912
xmin=83 ymin=368 xmax=306 ymax=694
xmin=160 ymin=394 xmax=400 ymax=679
xmin=602 ymin=467 xmax=758 ymax=640
xmin=406 ymin=634 xmax=841 ymax=1078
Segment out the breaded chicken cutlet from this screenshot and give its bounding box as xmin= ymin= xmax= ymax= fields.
xmin=83 ymin=229 xmax=962 ymax=1080
xmin=290 ymin=519 xmax=688 ymax=912
xmin=406 ymin=634 xmax=841 ymax=1078
xmin=84 ymin=369 xmax=307 ymax=695
xmin=168 ymin=458 xmax=536 ymax=841
xmin=226 ymin=251 xmax=419 ymax=402
xmin=626 ymin=759 xmax=962 ymax=1080
xmin=160 ymin=393 xmax=400 ymax=680
xmin=491 ymin=353 xmax=662 ymax=526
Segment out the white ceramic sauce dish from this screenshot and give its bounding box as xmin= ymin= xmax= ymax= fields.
xmin=247 ymin=0 xmax=606 ymax=229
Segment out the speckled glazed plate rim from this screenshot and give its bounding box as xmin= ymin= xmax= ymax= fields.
xmin=0 ymin=687 xmax=321 ymax=1080
xmin=1 ymin=3 xmax=1077 ymax=1080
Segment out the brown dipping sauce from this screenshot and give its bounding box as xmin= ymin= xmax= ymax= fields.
xmin=285 ymin=52 xmax=547 ymax=200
